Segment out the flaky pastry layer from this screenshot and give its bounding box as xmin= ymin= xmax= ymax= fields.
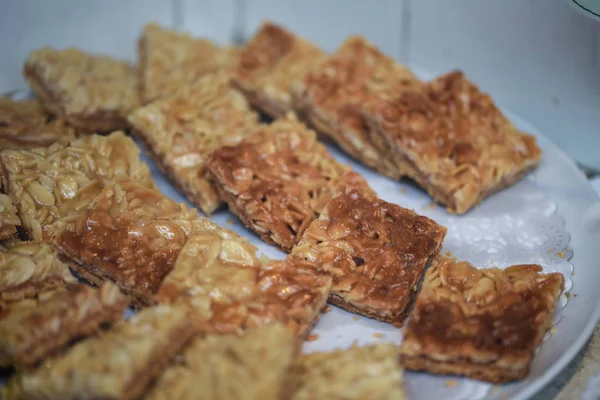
xmin=291 ymin=189 xmax=446 ymax=324
xmin=148 ymin=323 xmax=297 ymax=400
xmin=399 ymin=256 xmax=564 ymax=383
xmin=138 ymin=23 xmax=238 ymax=104
xmin=0 ymin=242 xmax=75 ymax=306
xmin=293 ymin=343 xmax=406 ymax=400
xmin=293 ymin=36 xmax=417 ymax=178
xmin=23 ymin=47 xmax=139 ymax=132
xmin=128 ymin=70 xmax=259 ymax=214
xmin=0 ymin=97 xmax=77 ymax=150
xmin=55 ymin=180 xmax=215 ymax=307
xmin=0 ymin=282 xmax=127 ymax=370
xmin=157 ymin=231 xmax=331 ymax=339
xmin=0 ymin=131 xmax=155 ymax=242
xmin=233 ymin=22 xmax=325 ymax=118
xmin=3 ymin=305 xmax=194 ymax=400
xmin=207 ymin=113 xmax=370 ymax=252
xmin=364 ymin=70 xmax=542 ymax=214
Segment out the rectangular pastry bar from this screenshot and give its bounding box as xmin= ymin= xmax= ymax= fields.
xmin=293 ymin=343 xmax=406 ymax=400
xmin=0 ymin=282 xmax=127 ymax=370
xmin=147 ymin=323 xmax=297 ymax=400
xmin=23 ymin=47 xmax=139 ymax=132
xmin=399 ymin=256 xmax=565 ymax=383
xmin=207 ymin=113 xmax=371 ymax=252
xmin=157 ymin=231 xmax=332 ymax=339
xmin=138 ymin=23 xmax=238 ymax=104
xmin=293 ymin=36 xmax=418 ymax=179
xmin=2 ymin=305 xmax=195 ymax=400
xmin=0 ymin=97 xmax=76 ymax=150
xmin=291 ymin=188 xmax=446 ymax=324
xmin=0 ymin=193 xmax=20 ymax=240
xmin=364 ymin=70 xmax=542 ymax=214
xmin=128 ymin=70 xmax=259 ymax=214
xmin=55 ymin=180 xmax=215 ymax=307
xmin=0 ymin=242 xmax=76 ymax=307
xmin=0 ymin=131 xmax=155 ymax=242
xmin=233 ymin=22 xmax=325 ymax=118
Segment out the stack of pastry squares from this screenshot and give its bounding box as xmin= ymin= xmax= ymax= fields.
xmin=0 ymin=18 xmax=564 ymax=397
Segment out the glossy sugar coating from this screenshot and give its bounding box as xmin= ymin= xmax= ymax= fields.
xmin=400 ymin=256 xmax=564 ymax=383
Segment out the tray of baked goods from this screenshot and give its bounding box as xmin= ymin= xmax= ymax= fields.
xmin=1 ymin=21 xmax=599 ymax=400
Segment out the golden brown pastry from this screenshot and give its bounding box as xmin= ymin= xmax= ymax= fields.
xmin=0 ymin=282 xmax=127 ymax=370
xmin=138 ymin=23 xmax=238 ymax=104
xmin=293 ymin=36 xmax=418 ymax=178
xmin=291 ymin=188 xmax=446 ymax=324
xmin=157 ymin=232 xmax=332 ymax=339
xmin=399 ymin=256 xmax=564 ymax=383
xmin=0 ymin=132 xmax=155 ymax=242
xmin=364 ymin=70 xmax=542 ymax=214
xmin=233 ymin=22 xmax=325 ymax=118
xmin=2 ymin=305 xmax=195 ymax=400
xmin=128 ymin=70 xmax=259 ymax=214
xmin=207 ymin=113 xmax=372 ymax=252
xmin=23 ymin=47 xmax=139 ymax=132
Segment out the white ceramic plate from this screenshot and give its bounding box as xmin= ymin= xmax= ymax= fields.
xmin=5 ymin=81 xmax=600 ymax=399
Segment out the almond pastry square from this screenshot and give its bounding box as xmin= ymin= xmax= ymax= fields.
xmin=293 ymin=343 xmax=406 ymax=400
xmin=128 ymin=70 xmax=259 ymax=215
xmin=157 ymin=231 xmax=332 ymax=339
xmin=0 ymin=131 xmax=155 ymax=242
xmin=147 ymin=323 xmax=297 ymax=400
xmin=2 ymin=305 xmax=195 ymax=400
xmin=399 ymin=256 xmax=565 ymax=383
xmin=23 ymin=47 xmax=139 ymax=132
xmin=207 ymin=113 xmax=372 ymax=252
xmin=0 ymin=242 xmax=76 ymax=307
xmin=0 ymin=98 xmax=77 ymax=150
xmin=291 ymin=188 xmax=446 ymax=324
xmin=55 ymin=180 xmax=215 ymax=308
xmin=0 ymin=193 xmax=20 ymax=240
xmin=233 ymin=22 xmax=325 ymax=118
xmin=138 ymin=23 xmax=238 ymax=104
xmin=0 ymin=282 xmax=127 ymax=371
xmin=364 ymin=70 xmax=542 ymax=214
xmin=293 ymin=36 xmax=418 ymax=179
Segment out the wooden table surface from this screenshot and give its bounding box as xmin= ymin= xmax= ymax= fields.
xmin=532 ymin=325 xmax=600 ymax=399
